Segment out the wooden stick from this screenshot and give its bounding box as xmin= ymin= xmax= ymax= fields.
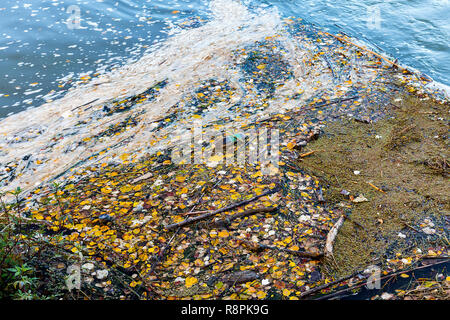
xmin=213 ymin=207 xmax=276 ymax=228
xmin=367 ymin=182 xmax=386 ymax=193
xmin=182 ymin=210 xmax=209 ymax=216
xmin=300 ymin=150 xmax=319 ymax=158
xmin=165 ymin=186 xmax=280 ymax=230
xmin=299 ymin=272 xmax=360 ymax=299
xmin=325 ymin=215 xmax=346 ymax=259
xmin=71 ymin=98 xmax=100 ymax=111
xmin=239 ymin=239 xmax=323 ymax=260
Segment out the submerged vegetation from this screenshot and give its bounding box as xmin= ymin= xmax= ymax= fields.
xmin=298 ymin=93 xmax=449 ymax=276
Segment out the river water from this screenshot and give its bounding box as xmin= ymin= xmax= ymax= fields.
xmin=0 ymin=0 xmax=449 ymax=196
xmin=0 ymin=0 xmax=448 ymax=118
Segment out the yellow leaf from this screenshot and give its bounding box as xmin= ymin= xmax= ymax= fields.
xmin=208 ymin=154 xmax=223 ymax=163
xmin=230 ymin=193 xmax=240 ymax=200
xmin=120 ymin=185 xmax=132 ymax=193
xmin=247 ymin=286 xmax=256 ymax=294
xmin=175 ymin=176 xmax=186 ymax=183
xmin=257 ymin=64 xmax=266 ymax=70
xmin=209 ymin=230 xmax=218 ymax=238
xmin=287 ymin=141 xmax=295 ymax=150
xmin=272 ymin=271 xmax=282 ymax=279
xmin=180 ymin=187 xmax=188 ymax=194
xmin=218 ymin=230 xmax=229 ymax=238
xmin=101 ymin=187 xmax=112 ymax=194
xmin=185 ymin=276 xmax=198 ymax=288
xmin=282 ymin=289 xmax=291 ymax=296
xmin=254 ymin=188 xmax=263 ymax=195
xmin=120 ymin=153 xmax=130 ymax=161
xmin=400 ymin=274 xmax=409 ymax=278
xmin=256 ymin=291 xmax=267 ymax=299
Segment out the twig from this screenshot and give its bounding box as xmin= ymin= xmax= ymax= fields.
xmin=165 ymin=186 xmax=280 ymax=230
xmin=71 ymin=98 xmax=100 ymax=111
xmin=182 ymin=210 xmax=209 ymax=216
xmin=213 ymin=207 xmax=276 ymax=228
xmin=239 ymin=239 xmax=323 ymax=260
xmin=401 ymin=221 xmax=420 ymax=233
xmin=313 ymin=96 xmax=359 ymax=109
xmin=324 ymin=32 xmax=434 ymax=81
xmin=397 ymin=124 xmax=415 ymax=136
xmin=367 ymin=182 xmax=386 ymax=193
xmin=148 ymin=227 xmax=181 ymax=276
xmin=300 ymin=150 xmax=320 ymax=158
xmin=299 ymin=272 xmax=361 ymax=299
xmin=325 ymin=215 xmax=346 ymax=259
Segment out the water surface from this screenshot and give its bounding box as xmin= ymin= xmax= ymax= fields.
xmin=0 ymin=0 xmax=448 ymax=118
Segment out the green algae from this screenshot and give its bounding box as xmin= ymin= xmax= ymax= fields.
xmin=297 ymin=93 xmax=449 ymax=276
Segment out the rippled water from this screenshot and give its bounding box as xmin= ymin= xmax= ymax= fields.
xmin=0 ymin=0 xmax=448 ymax=196
xmin=0 ymin=0 xmax=448 ymax=119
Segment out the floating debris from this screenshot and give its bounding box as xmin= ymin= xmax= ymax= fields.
xmin=0 ymin=4 xmax=448 ymax=300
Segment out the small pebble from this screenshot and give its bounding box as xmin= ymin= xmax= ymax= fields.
xmin=398 ymin=232 xmax=406 ymax=239
xmin=96 ymin=269 xmax=109 ymax=280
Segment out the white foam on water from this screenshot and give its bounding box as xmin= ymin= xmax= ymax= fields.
xmin=0 ymin=0 xmax=397 ymax=196
xmin=426 ymin=81 xmax=450 ymax=98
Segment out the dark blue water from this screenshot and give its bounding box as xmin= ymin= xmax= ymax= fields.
xmin=0 ymin=0 xmax=449 ymax=118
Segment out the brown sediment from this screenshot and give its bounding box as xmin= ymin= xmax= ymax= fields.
xmin=297 ymin=93 xmax=449 ymax=276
